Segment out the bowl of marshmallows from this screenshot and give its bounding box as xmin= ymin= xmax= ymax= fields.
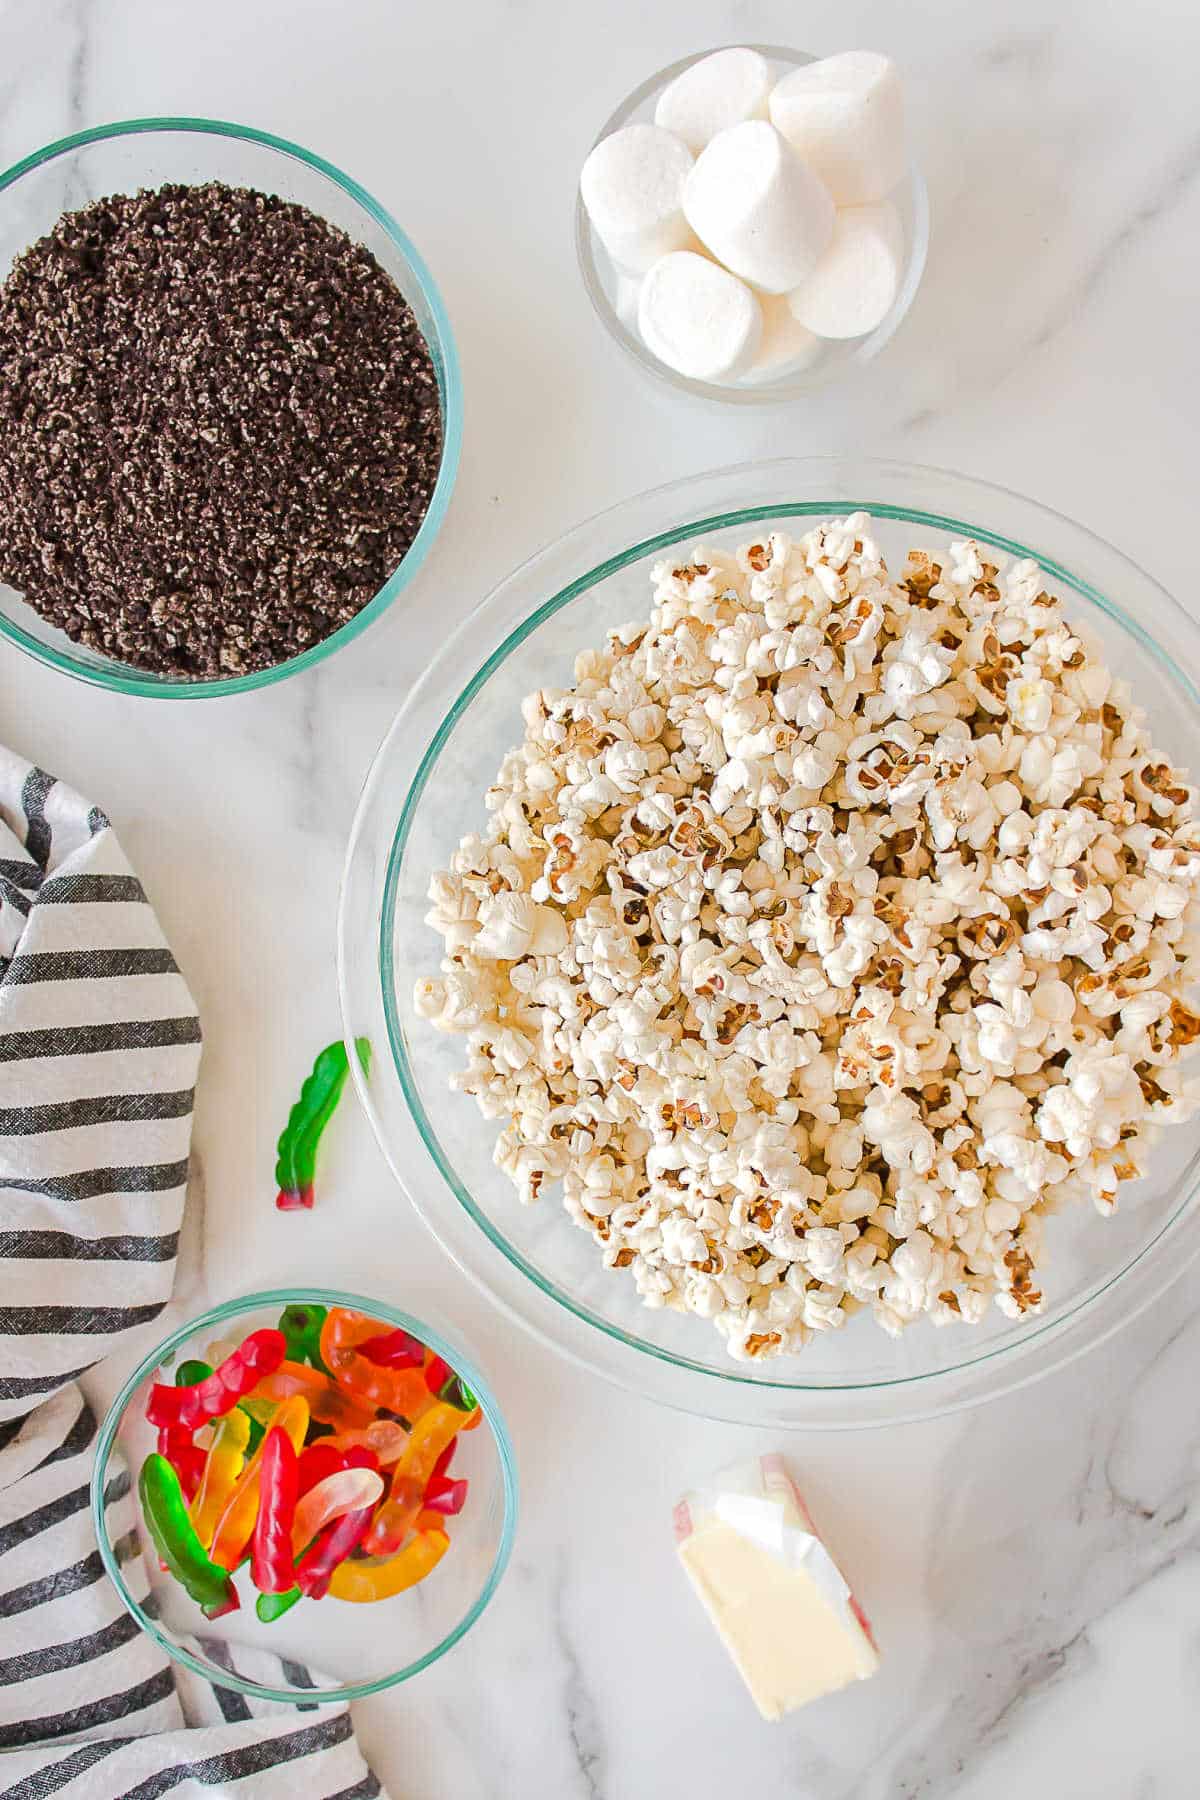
xmin=577 ymin=45 xmax=927 ymax=401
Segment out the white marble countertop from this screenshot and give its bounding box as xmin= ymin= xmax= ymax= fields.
xmin=3 ymin=0 xmax=1200 ymax=1793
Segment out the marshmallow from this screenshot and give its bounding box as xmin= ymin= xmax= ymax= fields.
xmin=788 ymin=202 xmax=902 ymax=339
xmin=580 ymin=123 xmax=695 ymax=274
xmin=638 ymin=251 xmax=762 ymax=383
xmin=654 ymin=47 xmax=773 ymax=155
xmin=769 ymin=52 xmax=907 ymax=206
xmin=684 ymin=121 xmax=834 ymax=295
xmin=742 ymin=294 xmax=822 ymax=383
xmin=615 ymin=274 xmax=643 ymax=330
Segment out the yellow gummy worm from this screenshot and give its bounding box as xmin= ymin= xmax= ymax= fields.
xmin=327 ymin=1526 xmax=449 ymax=1603
xmin=188 ymin=1406 xmax=251 ymax=1549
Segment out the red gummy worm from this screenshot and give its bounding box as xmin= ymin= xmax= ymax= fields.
xmin=147 ymin=1329 xmax=286 ymax=1430
xmin=294 ymin=1440 xmax=379 ymax=1506
xmin=275 ymin=1185 xmax=314 ymax=1211
xmin=295 ymin=1443 xmax=345 ymax=1497
xmin=424 ymin=1354 xmax=452 ymax=1395
xmin=295 ymin=1503 xmax=374 ymax=1600
xmin=356 ymin=1328 xmax=425 ymax=1370
xmin=158 ymin=1427 xmax=206 ymax=1502
xmin=251 ymin=1428 xmax=299 ymax=1595
xmin=342 ymin=1444 xmax=380 ymax=1472
xmin=423 ymin=1475 xmax=468 ymax=1516
xmin=429 ymin=1439 xmax=456 ymax=1485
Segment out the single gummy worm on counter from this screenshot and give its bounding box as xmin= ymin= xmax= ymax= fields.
xmin=139 ymin=1453 xmax=239 ymax=1620
xmin=275 ymin=1038 xmax=370 ymax=1210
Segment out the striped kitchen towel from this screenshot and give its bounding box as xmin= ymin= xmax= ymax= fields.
xmin=0 ymin=746 xmax=201 ymax=1422
xmin=0 ymin=1382 xmax=385 ymax=1797
xmin=0 ymin=753 xmax=389 ymax=1798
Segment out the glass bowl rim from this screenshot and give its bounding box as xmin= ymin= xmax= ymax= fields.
xmin=342 ymin=454 xmax=1200 ymax=1422
xmin=90 ymin=1285 xmax=519 ymax=1704
xmin=0 ymin=116 xmax=464 ymax=699
xmin=574 ymin=44 xmax=931 ymax=407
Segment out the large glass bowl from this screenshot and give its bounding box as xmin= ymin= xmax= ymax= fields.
xmin=339 ymin=458 xmax=1200 ymax=1427
xmin=0 ymin=119 xmax=462 ymax=697
xmin=575 ymin=47 xmax=929 ymax=406
xmin=92 ymin=1289 xmax=517 ymax=1703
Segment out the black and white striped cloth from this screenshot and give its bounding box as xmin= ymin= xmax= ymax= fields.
xmin=0 ymin=754 xmax=389 ymax=1798
xmin=0 ymin=749 xmax=200 ymax=1423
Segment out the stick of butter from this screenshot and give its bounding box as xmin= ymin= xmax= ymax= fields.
xmin=673 ymin=1453 xmax=879 ymax=1720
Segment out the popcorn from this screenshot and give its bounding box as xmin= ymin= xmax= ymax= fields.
xmin=418 ymin=516 xmax=1200 ymax=1359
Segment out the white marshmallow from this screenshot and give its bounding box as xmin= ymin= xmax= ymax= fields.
xmin=683 ymin=120 xmax=835 ymax=295
xmin=615 ymin=274 xmax=643 ymax=330
xmin=654 ymin=47 xmax=773 ymax=155
xmin=769 ymin=52 xmax=907 ymax=206
xmin=788 ymin=202 xmax=903 ymax=339
xmin=580 ymin=124 xmax=695 ymax=274
xmin=742 ymin=294 xmax=823 ymax=384
xmin=638 ymin=251 xmax=762 ymax=383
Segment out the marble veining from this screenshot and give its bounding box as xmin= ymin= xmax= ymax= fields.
xmin=553 ymin=1553 xmax=608 ymax=1800
xmin=2 ymin=0 xmax=1199 ymax=1795
xmin=65 ymin=0 xmax=90 ymax=132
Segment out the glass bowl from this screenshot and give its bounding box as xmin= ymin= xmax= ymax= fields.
xmin=339 ymin=457 xmax=1200 ymax=1428
xmin=575 ymin=47 xmax=929 ymax=405
xmin=0 ymin=119 xmax=462 ymax=698
xmin=91 ymin=1289 xmax=517 ymax=1703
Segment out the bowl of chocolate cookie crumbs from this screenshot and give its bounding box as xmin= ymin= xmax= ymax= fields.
xmin=0 ymin=118 xmax=461 ymax=694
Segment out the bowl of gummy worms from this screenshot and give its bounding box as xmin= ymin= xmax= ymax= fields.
xmin=91 ymin=1289 xmax=518 ymax=1702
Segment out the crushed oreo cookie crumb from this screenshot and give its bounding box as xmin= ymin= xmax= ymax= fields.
xmin=0 ymin=182 xmax=443 ymax=678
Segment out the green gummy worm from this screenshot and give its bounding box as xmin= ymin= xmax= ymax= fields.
xmin=275 ymin=1039 xmax=370 ymax=1209
xmin=175 ymin=1359 xmax=212 ymax=1387
xmin=138 ymin=1453 xmax=238 ymax=1620
xmin=256 ymin=1586 xmax=302 ymax=1623
xmin=278 ymin=1303 xmax=329 ymax=1372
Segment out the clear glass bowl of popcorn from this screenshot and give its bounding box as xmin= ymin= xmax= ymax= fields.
xmin=574 ymin=47 xmax=929 ymax=404
xmin=339 ymin=457 xmax=1200 ymax=1428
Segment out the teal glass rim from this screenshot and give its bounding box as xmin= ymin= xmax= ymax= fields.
xmin=347 ymin=457 xmax=1200 ymax=1419
xmin=90 ymin=1287 xmax=519 ymax=1703
xmin=0 ymin=117 xmax=463 ymax=698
